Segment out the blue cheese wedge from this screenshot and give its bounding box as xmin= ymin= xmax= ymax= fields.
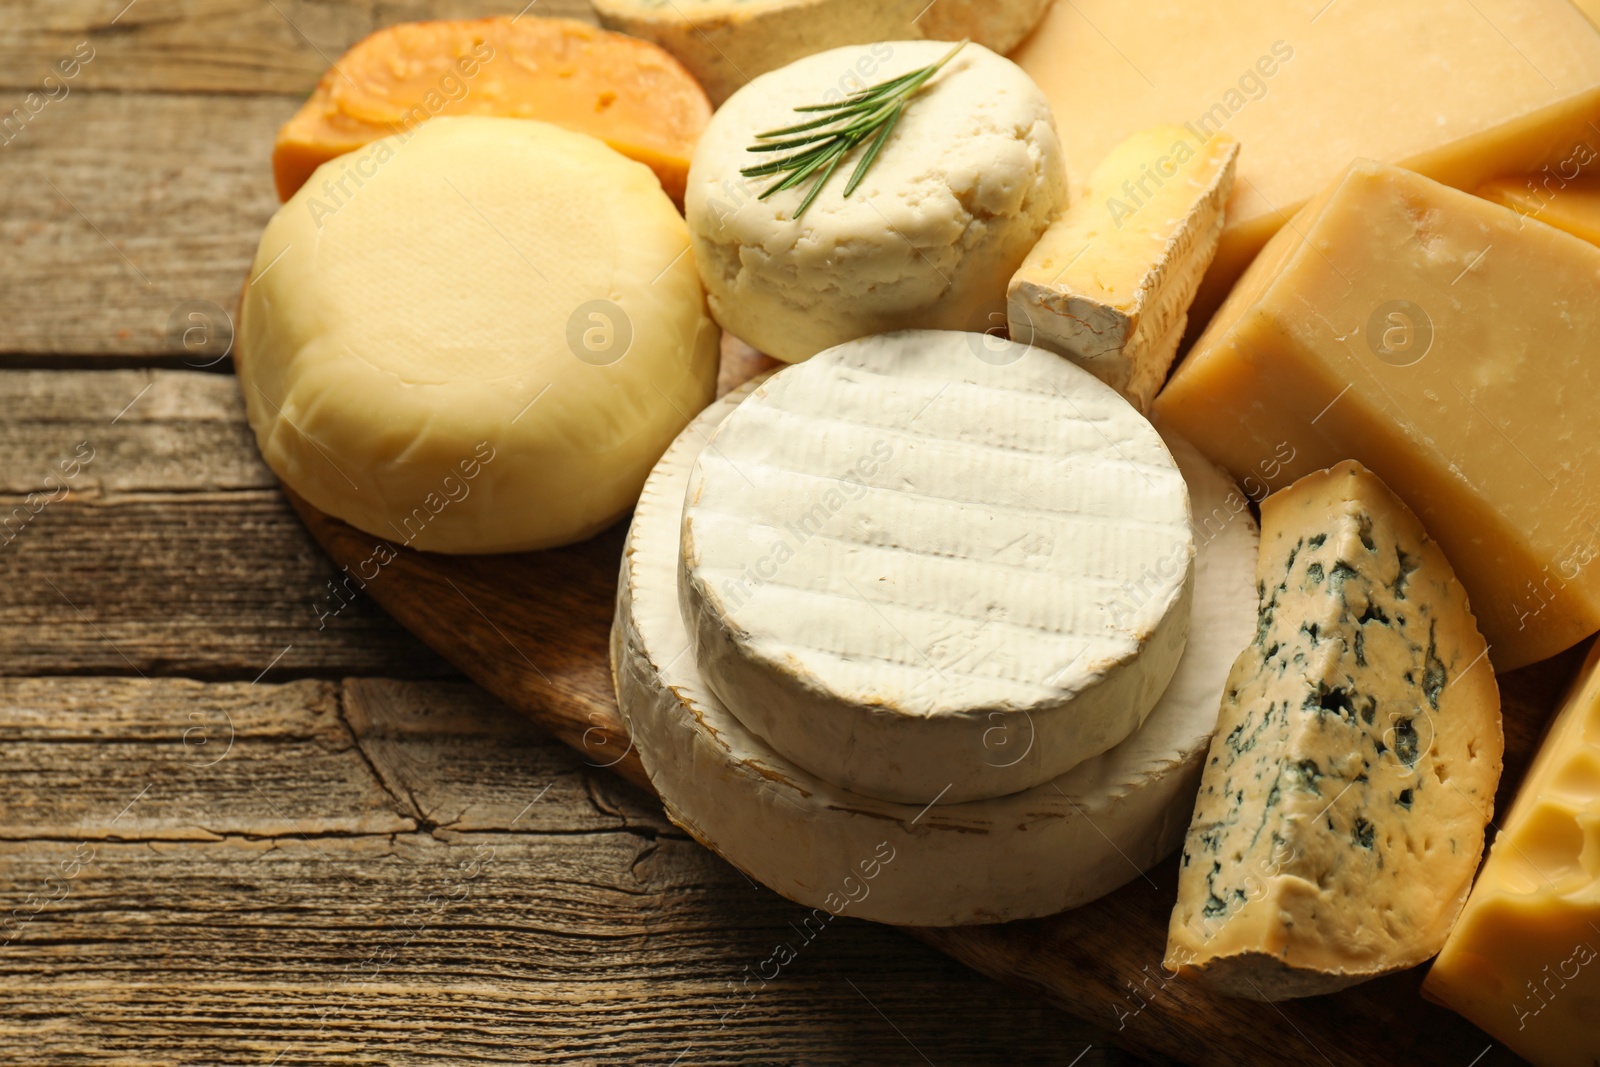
xmin=1165 ymin=460 xmax=1503 ymax=1000
xmin=613 ymin=379 xmax=1260 ymax=925
xmin=679 ymin=330 xmax=1194 ymax=804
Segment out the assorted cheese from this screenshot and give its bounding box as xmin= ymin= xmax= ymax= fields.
xmin=1008 ymin=126 xmax=1237 ymax=412
xmin=1423 ymin=640 xmax=1600 ymax=1067
xmin=1154 ymin=159 xmax=1600 ymax=671
xmin=1166 ymin=461 xmax=1502 ymax=1000
xmin=271 ymin=17 xmax=711 ymax=204
xmin=615 ymin=371 xmax=1260 ymax=925
xmin=239 ymin=117 xmax=718 ymax=553
xmin=685 ymin=41 xmax=1067 ymax=362
xmin=591 ymin=0 xmax=1051 ymax=105
xmin=679 ymin=331 xmax=1193 ymax=803
xmin=1013 ymin=0 xmax=1600 ymax=334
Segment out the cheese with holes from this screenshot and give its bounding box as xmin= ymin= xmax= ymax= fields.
xmin=1153 ymin=159 xmax=1600 ymax=671
xmin=271 ymin=17 xmax=711 ymax=204
xmin=1009 ymin=126 xmax=1237 ymax=412
xmin=679 ymin=330 xmax=1192 ymax=804
xmin=1479 ymin=173 xmax=1600 ymax=249
xmin=592 ymin=0 xmax=1051 ymax=105
xmin=613 ymin=377 xmax=1260 ymax=924
xmin=1423 ymin=640 xmax=1600 ymax=1067
xmin=1165 ymin=461 xmax=1502 ymax=1001
xmin=686 ymin=42 xmax=1067 ymax=363
xmin=239 ymin=117 xmax=718 ymax=554
xmin=1014 ymin=0 xmax=1600 ymax=337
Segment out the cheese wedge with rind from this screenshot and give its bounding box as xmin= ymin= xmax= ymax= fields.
xmin=1422 ymin=639 xmax=1600 ymax=1067
xmin=592 ymin=0 xmax=1051 ymax=105
xmin=679 ymin=330 xmax=1192 ymax=804
xmin=1165 ymin=461 xmax=1502 ymax=1001
xmin=1009 ymin=127 xmax=1237 ymax=413
xmin=613 ymin=380 xmax=1260 ymax=925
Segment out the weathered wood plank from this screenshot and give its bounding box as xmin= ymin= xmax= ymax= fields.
xmin=0 ymin=675 xmax=1148 ymax=1065
xmin=0 ymin=0 xmax=598 ymax=96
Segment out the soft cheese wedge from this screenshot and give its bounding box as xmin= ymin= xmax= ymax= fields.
xmin=592 ymin=0 xmax=1051 ymax=104
xmin=1165 ymin=461 xmax=1502 ymax=1001
xmin=1423 ymin=639 xmax=1600 ymax=1067
xmin=614 ymin=378 xmax=1260 ymax=925
xmin=271 ymin=17 xmax=711 ymax=203
xmin=1009 ymin=126 xmax=1237 ymax=412
xmin=1013 ymin=0 xmax=1600 ymax=336
xmin=1154 ymin=160 xmax=1600 ymax=670
xmin=680 ymin=330 xmax=1192 ymax=804
xmin=239 ymin=117 xmax=718 ymax=554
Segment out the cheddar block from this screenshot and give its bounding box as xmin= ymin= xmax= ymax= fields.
xmin=1008 ymin=126 xmax=1237 ymax=412
xmin=271 ymin=17 xmax=711 ymax=203
xmin=1014 ymin=0 xmax=1600 ymax=337
xmin=1153 ymin=160 xmax=1600 ymax=670
xmin=1424 ymin=640 xmax=1600 ymax=1067
xmin=1167 ymin=461 xmax=1502 ymax=1001
xmin=592 ymin=0 xmax=1050 ymax=105
xmin=1479 ymin=173 xmax=1600 ymax=248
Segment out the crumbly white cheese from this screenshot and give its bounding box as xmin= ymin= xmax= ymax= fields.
xmin=592 ymin=0 xmax=1053 ymax=105
xmin=238 ymin=117 xmax=718 ymax=553
xmin=613 ymin=380 xmax=1260 ymax=925
xmin=686 ymin=42 xmax=1068 ymax=362
xmin=679 ymin=331 xmax=1193 ymax=804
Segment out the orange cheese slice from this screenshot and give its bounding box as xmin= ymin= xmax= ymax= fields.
xmin=271 ymin=16 xmax=711 ymax=204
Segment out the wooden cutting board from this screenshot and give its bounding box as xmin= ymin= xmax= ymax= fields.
xmin=282 ymin=344 xmax=1572 ymax=1067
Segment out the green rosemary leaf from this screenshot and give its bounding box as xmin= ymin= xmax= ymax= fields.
xmin=744 ymin=39 xmax=967 ymax=218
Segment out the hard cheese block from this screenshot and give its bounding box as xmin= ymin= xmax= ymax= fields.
xmin=680 ymin=330 xmax=1193 ymax=804
xmin=1424 ymin=640 xmax=1600 ymax=1067
xmin=1166 ymin=461 xmax=1502 ymax=1001
xmin=1479 ymin=173 xmax=1600 ymax=248
xmin=1153 ymin=159 xmax=1600 ymax=671
xmin=615 ymin=379 xmax=1260 ymax=925
xmin=592 ymin=0 xmax=1050 ymax=104
xmin=271 ymin=17 xmax=711 ymax=203
xmin=1009 ymin=125 xmax=1237 ymax=412
xmin=1013 ymin=0 xmax=1600 ymax=334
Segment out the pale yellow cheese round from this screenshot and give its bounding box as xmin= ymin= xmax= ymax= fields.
xmin=238 ymin=116 xmax=719 ymax=553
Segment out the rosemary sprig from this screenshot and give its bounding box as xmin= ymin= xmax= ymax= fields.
xmin=741 ymin=40 xmax=969 ymax=219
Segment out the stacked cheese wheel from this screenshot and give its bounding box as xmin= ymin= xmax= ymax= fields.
xmin=614 ymin=329 xmax=1260 ymax=925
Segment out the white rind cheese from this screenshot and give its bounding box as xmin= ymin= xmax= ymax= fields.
xmin=686 ymin=42 xmax=1068 ymax=362
xmin=592 ymin=0 xmax=1053 ymax=105
xmin=238 ymin=117 xmax=719 ymax=554
xmin=1165 ymin=461 xmax=1503 ymax=1001
xmin=614 ymin=378 xmax=1260 ymax=925
xmin=679 ymin=331 xmax=1193 ymax=804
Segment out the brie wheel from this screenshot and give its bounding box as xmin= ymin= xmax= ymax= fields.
xmin=613 ymin=378 xmax=1260 ymax=925
xmin=238 ymin=116 xmax=719 ymax=553
xmin=679 ymin=331 xmax=1193 ymax=803
xmin=686 ymin=42 xmax=1068 ymax=362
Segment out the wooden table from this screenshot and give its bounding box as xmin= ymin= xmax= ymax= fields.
xmin=0 ymin=3 xmax=1160 ymax=1062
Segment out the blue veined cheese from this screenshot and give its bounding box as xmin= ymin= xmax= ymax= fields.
xmin=1165 ymin=460 xmax=1503 ymax=1001
xmin=591 ymin=0 xmax=1052 ymax=105
xmin=612 ymin=374 xmax=1260 ymax=925
xmin=679 ymin=330 xmax=1193 ymax=804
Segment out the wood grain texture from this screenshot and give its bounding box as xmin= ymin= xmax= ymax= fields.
xmin=0 ymin=675 xmax=1146 ymax=1066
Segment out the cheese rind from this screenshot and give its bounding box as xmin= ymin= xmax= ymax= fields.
xmin=592 ymin=0 xmax=1051 ymax=105
xmin=680 ymin=330 xmax=1193 ymax=804
xmin=1009 ymin=126 xmax=1237 ymax=412
xmin=1153 ymin=159 xmax=1600 ymax=671
xmin=686 ymin=42 xmax=1068 ymax=362
xmin=614 ymin=381 xmax=1260 ymax=924
xmin=1165 ymin=461 xmax=1502 ymax=1000
xmin=1013 ymin=0 xmax=1600 ymax=338
xmin=271 ymin=17 xmax=712 ymax=203
xmin=1423 ymin=640 xmax=1600 ymax=1067
xmin=239 ymin=117 xmax=718 ymax=554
